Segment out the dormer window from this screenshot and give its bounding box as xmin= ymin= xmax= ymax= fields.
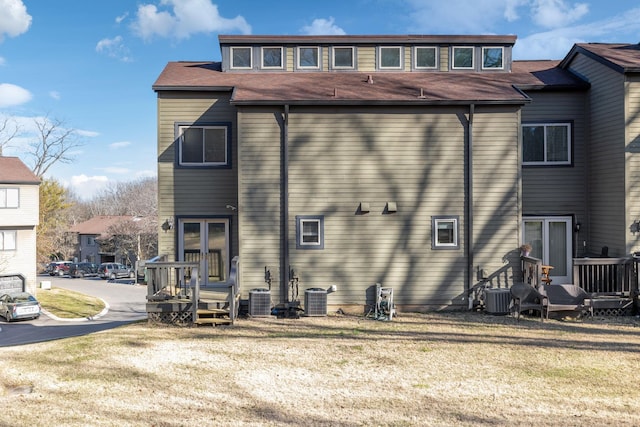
xmin=262 ymin=47 xmax=283 ymax=69
xmin=231 ymin=47 xmax=252 ymax=69
xmin=414 ymin=46 xmax=437 ymax=69
xmin=482 ymin=47 xmax=504 ymax=69
xmin=378 ymin=46 xmax=402 ymax=69
xmin=298 ymin=46 xmax=320 ymax=69
xmin=452 ymin=46 xmax=474 ymax=69
xmin=332 ymin=47 xmax=354 ymax=69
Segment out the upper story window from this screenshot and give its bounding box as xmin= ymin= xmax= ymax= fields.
xmin=332 ymin=47 xmax=354 ymax=69
xmin=298 ymin=46 xmax=320 ymax=69
xmin=261 ymin=47 xmax=283 ymax=69
xmin=482 ymin=47 xmax=504 ymax=69
xmin=414 ymin=46 xmax=437 ymax=69
xmin=0 ymin=188 xmax=19 ymax=208
xmin=378 ymin=46 xmax=402 ymax=69
xmin=0 ymin=230 xmax=17 ymax=251
xmin=452 ymin=46 xmax=474 ymax=69
xmin=296 ymin=215 xmax=324 ymax=249
xmin=230 ymin=47 xmax=252 ymax=69
xmin=522 ymin=123 xmax=572 ymax=166
xmin=178 ymin=124 xmax=230 ymax=167
xmin=432 ymin=216 xmax=459 ymax=250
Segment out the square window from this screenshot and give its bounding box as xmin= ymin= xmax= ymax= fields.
xmin=333 ymin=47 xmax=354 ymax=68
xmin=0 ymin=230 xmax=17 ymax=251
xmin=0 ymin=188 xmax=19 ymax=208
xmin=298 ymin=47 xmax=319 ymax=69
xmin=178 ymin=125 xmax=229 ymax=167
xmin=262 ymin=47 xmax=283 ymax=68
xmin=379 ymin=46 xmax=402 ymax=69
xmin=415 ymin=46 xmax=437 ymax=69
xmin=452 ymin=46 xmax=474 ymax=69
xmin=296 ymin=215 xmax=324 ymax=249
xmin=432 ymin=216 xmax=459 ymax=249
xmin=482 ymin=47 xmax=503 ymax=69
xmin=522 ymin=123 xmax=571 ymax=165
xmin=231 ymin=47 xmax=252 ymax=69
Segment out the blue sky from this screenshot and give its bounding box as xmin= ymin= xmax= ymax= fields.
xmin=1 ymin=0 xmax=640 ymax=199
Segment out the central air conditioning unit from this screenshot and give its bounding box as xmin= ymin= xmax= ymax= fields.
xmin=304 ymin=288 xmax=327 ymax=317
xmin=249 ymin=288 xmax=271 ymax=317
xmin=484 ymin=288 xmax=511 ymax=315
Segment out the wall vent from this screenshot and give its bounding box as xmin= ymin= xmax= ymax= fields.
xmin=249 ymin=288 xmax=271 ymax=317
xmin=304 ymin=288 xmax=327 ymax=317
xmin=485 ymin=288 xmax=511 ymax=314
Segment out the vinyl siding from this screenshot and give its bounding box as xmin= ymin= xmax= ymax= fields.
xmin=156 ymin=91 xmax=239 ymax=261
xmin=0 ymin=184 xmax=39 ymax=227
xmin=521 ymin=91 xmax=588 ymax=229
xmin=568 ymin=54 xmax=626 ymax=256
xmin=357 ymin=46 xmax=376 ymax=72
xmin=237 ymin=105 xmax=521 ymax=308
xmin=626 ymin=75 xmax=640 ymax=253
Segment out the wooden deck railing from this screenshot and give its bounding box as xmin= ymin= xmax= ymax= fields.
xmin=573 ymin=257 xmax=637 ymax=296
xmin=521 ymin=256 xmax=543 ymax=289
xmin=146 ymin=261 xmax=200 ymax=301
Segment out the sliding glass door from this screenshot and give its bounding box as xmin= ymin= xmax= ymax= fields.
xmin=523 ymin=217 xmax=572 ymax=284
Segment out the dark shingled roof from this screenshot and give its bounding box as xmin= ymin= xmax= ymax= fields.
xmin=561 ymin=43 xmax=640 ymax=73
xmin=153 ymin=59 xmax=587 ymax=105
xmin=0 ymin=156 xmax=40 ymax=184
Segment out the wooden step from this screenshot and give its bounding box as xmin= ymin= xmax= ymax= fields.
xmin=194 ymin=317 xmax=233 ymax=325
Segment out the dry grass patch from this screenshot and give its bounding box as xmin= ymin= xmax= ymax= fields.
xmin=2 ymin=312 xmax=640 ymax=426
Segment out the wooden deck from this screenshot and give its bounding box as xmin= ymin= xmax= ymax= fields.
xmin=145 ymin=257 xmax=240 ymax=326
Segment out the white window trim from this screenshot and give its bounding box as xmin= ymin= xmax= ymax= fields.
xmin=522 ymin=123 xmax=572 ymax=166
xmin=378 ymin=46 xmax=403 ymax=70
xmin=452 ymin=46 xmax=474 ymax=70
xmin=0 ymin=230 xmax=17 ymax=251
xmin=0 ymin=188 xmax=19 ymax=208
xmin=481 ymin=46 xmax=504 ymax=70
xmin=178 ymin=125 xmax=229 ymax=167
xmin=261 ymin=46 xmax=284 ymax=69
xmin=296 ymin=215 xmax=324 ymax=249
xmin=297 ymin=46 xmax=320 ymax=69
xmin=332 ymin=46 xmax=355 ymax=69
xmin=230 ymin=46 xmax=252 ymax=69
xmin=414 ymin=46 xmax=438 ymax=70
xmin=432 ymin=216 xmax=459 ymax=249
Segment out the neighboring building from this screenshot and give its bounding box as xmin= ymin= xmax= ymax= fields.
xmin=68 ymin=215 xmax=150 ymax=266
xmin=152 ymin=35 xmax=640 ymax=311
xmin=0 ymin=156 xmax=41 ymax=293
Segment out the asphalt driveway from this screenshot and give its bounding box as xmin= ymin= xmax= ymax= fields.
xmin=0 ymin=275 xmax=147 ymax=347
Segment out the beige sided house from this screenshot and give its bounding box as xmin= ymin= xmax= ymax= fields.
xmin=0 ymin=156 xmax=41 ymax=294
xmin=153 ymin=35 xmax=640 ymax=312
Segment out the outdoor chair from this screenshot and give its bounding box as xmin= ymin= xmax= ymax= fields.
xmin=543 ymin=284 xmax=593 ymax=319
xmin=510 ymin=283 xmax=547 ymax=321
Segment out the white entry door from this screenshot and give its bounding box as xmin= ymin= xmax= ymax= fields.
xmin=523 ymin=217 xmax=572 ymax=284
xmin=179 ymin=219 xmax=229 ymax=285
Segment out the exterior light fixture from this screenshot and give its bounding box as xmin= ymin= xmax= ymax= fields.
xmin=161 ymin=218 xmax=173 ymax=232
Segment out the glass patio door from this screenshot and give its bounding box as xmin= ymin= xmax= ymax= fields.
xmin=179 ymin=219 xmax=229 ymax=285
xmin=523 ymin=217 xmax=572 ymax=284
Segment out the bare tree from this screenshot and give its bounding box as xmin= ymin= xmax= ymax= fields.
xmin=0 ymin=116 xmax=20 ymax=156
xmin=27 ymin=114 xmax=84 ymax=177
xmin=99 ymin=216 xmax=158 ymax=266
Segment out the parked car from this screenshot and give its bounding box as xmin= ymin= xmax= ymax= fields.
xmin=98 ymin=262 xmax=134 ymax=280
xmin=0 ymin=291 xmax=41 ymax=321
xmin=69 ymin=262 xmax=99 ymax=278
xmin=46 ymin=261 xmax=73 ymax=276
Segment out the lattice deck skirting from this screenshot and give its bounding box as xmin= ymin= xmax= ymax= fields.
xmin=148 ymin=311 xmax=193 ymax=325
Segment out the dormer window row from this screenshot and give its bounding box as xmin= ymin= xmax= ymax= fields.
xmin=226 ymin=44 xmax=507 ymax=72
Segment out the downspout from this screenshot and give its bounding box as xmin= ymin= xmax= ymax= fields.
xmin=467 ymin=104 xmax=474 ymax=309
xmin=281 ymin=104 xmax=290 ymax=304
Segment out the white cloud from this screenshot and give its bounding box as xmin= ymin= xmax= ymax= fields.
xmin=0 ymin=83 xmax=31 ymax=108
xmin=96 ymin=35 xmax=132 ymax=62
xmin=109 ymin=141 xmax=131 ymax=149
xmin=68 ymin=174 xmax=109 ymax=200
xmin=115 ymin=12 xmax=128 ymax=24
xmin=0 ymin=56 xmax=5 ymax=66
xmin=301 ymin=17 xmax=346 ymax=35
xmin=49 ymin=91 xmax=60 ymax=100
xmin=76 ymin=129 xmax=100 ymax=138
xmin=0 ymin=0 xmax=31 ymax=42
xmin=406 ymin=0 xmax=516 ymax=34
xmin=514 ymin=7 xmax=640 ymax=59
xmin=131 ymin=0 xmax=251 ymax=41
xmin=530 ymin=0 xmax=589 ymax=29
